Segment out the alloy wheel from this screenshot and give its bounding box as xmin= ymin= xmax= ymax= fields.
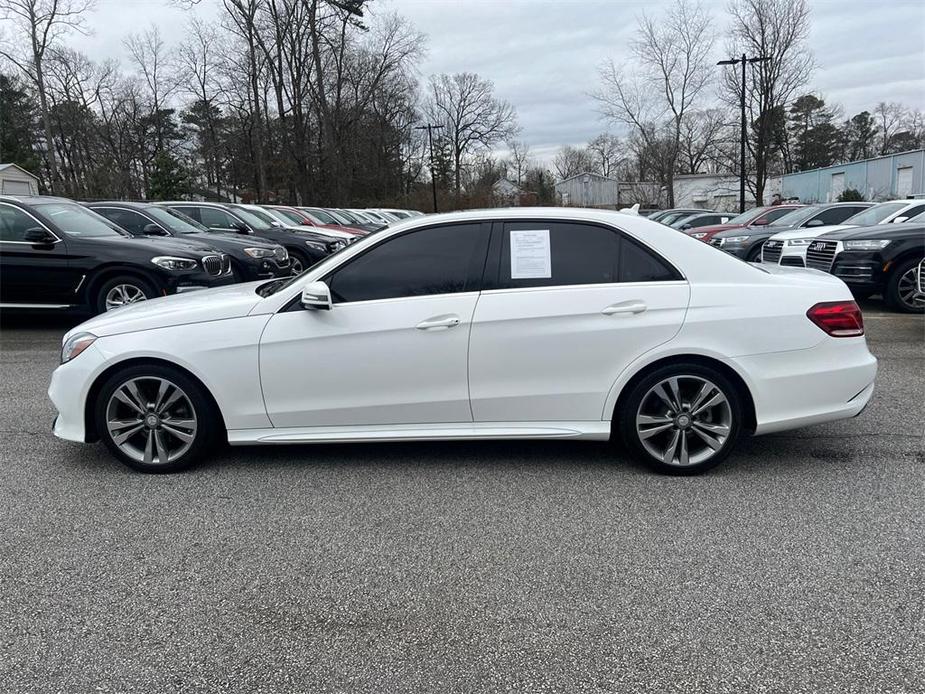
xmin=290 ymin=256 xmax=303 ymax=275
xmin=105 ymin=283 xmax=147 ymax=311
xmin=105 ymin=377 xmax=198 ymax=466
xmin=897 ymin=267 xmax=925 ymax=309
xmin=635 ymin=375 xmax=733 ymax=467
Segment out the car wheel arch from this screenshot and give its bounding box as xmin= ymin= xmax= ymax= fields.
xmin=83 ymin=356 xmax=227 ymax=443
xmin=607 ymin=353 xmax=757 ymax=439
xmin=83 ymin=265 xmax=164 ymax=306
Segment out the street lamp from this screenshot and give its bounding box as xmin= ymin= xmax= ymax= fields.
xmin=414 ymin=123 xmax=445 ymax=213
xmin=717 ymin=54 xmax=769 ymax=213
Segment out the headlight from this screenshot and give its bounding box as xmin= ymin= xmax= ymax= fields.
xmin=61 ymin=332 xmax=96 ymax=364
xmin=151 ymin=256 xmax=198 ymax=270
xmin=690 ymin=232 xmax=708 ymax=239
xmin=328 ymin=240 xmax=347 ymax=252
xmin=243 ymin=247 xmax=275 ymax=259
xmin=722 ymin=235 xmax=749 ymax=244
xmin=786 ymin=238 xmax=813 ymax=246
xmin=844 ymin=239 xmax=892 ymax=251
xmin=304 ymin=240 xmax=327 ymax=252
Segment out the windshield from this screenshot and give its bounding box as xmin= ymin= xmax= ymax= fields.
xmin=767 ymin=205 xmax=822 ymax=227
xmin=305 ymin=208 xmax=338 ymax=224
xmin=144 ymin=206 xmax=207 ymax=234
xmin=724 ymin=207 xmax=770 ymax=225
xmin=228 ymin=206 xmax=274 ymax=230
xmin=842 ymin=202 xmax=906 ymax=226
xmin=37 ymin=202 xmax=126 ymax=238
xmin=274 ymin=208 xmax=306 ymax=225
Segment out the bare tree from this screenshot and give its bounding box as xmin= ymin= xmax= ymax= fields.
xmin=722 ymin=0 xmax=814 ymax=204
xmin=553 ymin=145 xmax=596 ymax=180
xmin=593 ymin=0 xmax=714 ymax=205
xmin=505 ymin=139 xmax=531 ymax=184
xmin=873 ymin=101 xmax=907 ymax=155
xmin=0 ymin=0 xmax=95 ymax=192
xmin=678 ymin=109 xmax=727 ymax=174
xmin=124 ymin=25 xmax=181 ymax=152
xmin=426 ymin=72 xmax=518 ymax=195
xmin=586 ymin=133 xmax=622 ymax=178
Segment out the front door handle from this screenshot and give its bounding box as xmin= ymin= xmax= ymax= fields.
xmin=416 ymin=315 xmax=460 ymax=330
xmin=602 ymin=300 xmax=647 ymax=316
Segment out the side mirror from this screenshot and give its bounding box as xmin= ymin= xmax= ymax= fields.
xmin=301 ymin=281 xmax=332 ymax=310
xmin=232 ymin=222 xmax=251 ymax=234
xmin=806 ymin=219 xmax=824 ymax=227
xmin=23 ymin=227 xmax=54 ymax=244
xmin=892 ymin=216 xmax=908 ymax=224
xmin=142 ymin=223 xmax=168 ymax=236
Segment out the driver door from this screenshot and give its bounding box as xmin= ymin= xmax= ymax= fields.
xmin=258 ymin=222 xmax=490 ymax=428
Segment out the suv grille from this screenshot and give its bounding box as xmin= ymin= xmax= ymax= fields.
xmin=806 ymin=240 xmax=838 ymax=272
xmin=762 ymin=239 xmax=783 ymax=263
xmin=202 ymin=255 xmax=227 ymax=276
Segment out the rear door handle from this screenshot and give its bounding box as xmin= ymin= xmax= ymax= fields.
xmin=416 ymin=315 xmax=460 ymax=330
xmin=602 ymin=300 xmax=647 ymax=316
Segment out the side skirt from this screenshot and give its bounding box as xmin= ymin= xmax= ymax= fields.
xmin=227 ymin=421 xmax=612 ymax=445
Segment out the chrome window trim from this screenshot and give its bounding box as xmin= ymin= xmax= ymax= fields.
xmin=0 ymin=201 xmax=63 ymax=245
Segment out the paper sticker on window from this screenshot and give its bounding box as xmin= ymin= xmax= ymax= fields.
xmin=510 ymin=229 xmax=551 ymax=279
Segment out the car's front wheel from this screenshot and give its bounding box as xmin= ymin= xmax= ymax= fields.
xmin=288 ymin=248 xmax=308 ymax=275
xmin=96 ymin=275 xmax=156 ymax=314
xmin=94 ymin=364 xmax=220 ymax=473
xmin=884 ymin=257 xmax=925 ymax=313
xmin=619 ymin=364 xmax=743 ymax=475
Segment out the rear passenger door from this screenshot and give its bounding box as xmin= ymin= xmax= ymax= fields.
xmin=468 ymin=220 xmax=690 ymax=423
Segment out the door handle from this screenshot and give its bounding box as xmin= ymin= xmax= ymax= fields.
xmin=601 ymin=300 xmax=647 ymax=316
xmin=416 ymin=315 xmax=460 ymax=330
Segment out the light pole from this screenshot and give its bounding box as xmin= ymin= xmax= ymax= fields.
xmin=415 ymin=123 xmax=445 ymax=213
xmin=718 ymin=54 xmax=769 ymax=213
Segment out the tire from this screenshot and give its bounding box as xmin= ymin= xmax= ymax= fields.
xmin=95 ymin=275 xmax=157 ymax=314
xmin=745 ymin=245 xmax=763 ymax=263
xmin=288 ymin=248 xmax=309 ymax=275
xmin=884 ymin=257 xmax=925 ymax=313
xmin=618 ymin=363 xmax=744 ymax=475
xmin=94 ymin=363 xmax=221 ymax=473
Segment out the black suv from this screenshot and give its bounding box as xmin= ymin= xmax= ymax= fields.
xmin=87 ymin=201 xmax=291 ymax=280
xmin=161 ymin=202 xmax=347 ymax=274
xmin=0 ymin=196 xmax=234 ymax=314
xmin=806 ymin=222 xmax=925 ymax=313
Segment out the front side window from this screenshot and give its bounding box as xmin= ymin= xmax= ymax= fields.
xmin=35 ymin=203 xmax=125 ymax=238
xmin=193 ymin=206 xmax=239 ymax=229
xmin=0 ymin=204 xmax=44 ymax=242
xmin=327 ymin=223 xmax=489 ymax=303
xmin=813 ymin=206 xmax=869 ymax=226
xmin=497 ymin=221 xmax=679 ymax=289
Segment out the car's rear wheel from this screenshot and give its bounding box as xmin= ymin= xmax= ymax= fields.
xmin=884 ymin=257 xmax=925 ymax=313
xmin=94 ymin=364 xmax=220 ymax=473
xmin=96 ymin=275 xmax=156 ymax=314
xmin=619 ymin=364 xmax=743 ymax=475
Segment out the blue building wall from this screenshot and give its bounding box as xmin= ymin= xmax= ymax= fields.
xmin=780 ymin=149 xmax=925 ymax=203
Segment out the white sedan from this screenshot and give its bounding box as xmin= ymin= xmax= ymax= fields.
xmin=49 ymin=208 xmax=877 ymax=475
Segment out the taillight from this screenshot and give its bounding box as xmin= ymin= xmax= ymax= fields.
xmin=806 ymin=301 xmax=864 ymax=337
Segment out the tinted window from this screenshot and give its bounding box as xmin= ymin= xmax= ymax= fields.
xmin=189 ymin=206 xmax=239 ymax=229
xmin=94 ymin=208 xmax=152 ymax=235
xmin=144 ymin=206 xmax=207 ymax=233
xmin=0 ymin=204 xmax=42 ymax=242
xmin=813 ymin=206 xmax=868 ymax=226
xmin=899 ymin=205 xmax=925 ymax=221
xmin=328 ymin=224 xmax=489 ymax=303
xmin=761 ymin=207 xmax=798 ymax=224
xmin=498 ymin=222 xmax=679 ymax=289
xmin=35 ymin=203 xmax=124 ymax=237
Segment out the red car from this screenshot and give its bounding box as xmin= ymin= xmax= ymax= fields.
xmin=266 ymin=205 xmax=366 ymax=236
xmin=681 ymin=204 xmax=805 ymax=243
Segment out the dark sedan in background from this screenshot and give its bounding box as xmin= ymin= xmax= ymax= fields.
xmin=88 ymin=201 xmax=292 ymax=280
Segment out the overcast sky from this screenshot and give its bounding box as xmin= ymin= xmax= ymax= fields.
xmin=71 ymin=0 xmax=925 ymax=163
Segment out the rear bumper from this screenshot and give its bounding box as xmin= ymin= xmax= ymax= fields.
xmin=732 ymin=337 xmax=878 ymax=435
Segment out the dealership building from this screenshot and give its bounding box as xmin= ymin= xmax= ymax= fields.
xmin=779 ymin=149 xmax=924 ymax=203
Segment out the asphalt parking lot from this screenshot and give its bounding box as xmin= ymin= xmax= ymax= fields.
xmin=0 ymin=301 xmax=922 ymax=694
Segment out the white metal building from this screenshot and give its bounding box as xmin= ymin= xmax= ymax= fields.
xmin=0 ymin=163 xmax=40 ymax=195
xmin=555 ymin=172 xmax=619 ymax=207
xmin=780 ymin=149 xmax=925 ymax=203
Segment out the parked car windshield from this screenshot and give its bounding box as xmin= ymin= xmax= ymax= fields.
xmin=273 ymin=208 xmax=306 ymax=225
xmin=304 ymin=208 xmax=338 ymax=224
xmin=767 ymin=205 xmax=823 ymax=227
xmin=228 ymin=206 xmax=274 ymax=231
xmin=144 ymin=206 xmax=208 ymax=234
xmin=842 ymin=202 xmax=907 ymax=226
xmin=724 ymin=207 xmax=771 ymax=225
xmin=37 ymin=202 xmax=127 ymax=237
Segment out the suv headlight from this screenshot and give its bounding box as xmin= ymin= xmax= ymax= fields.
xmin=844 ymin=239 xmax=891 ymax=251
xmin=689 ymin=232 xmax=708 ymax=239
xmin=722 ymin=235 xmax=749 ymax=244
xmin=786 ymin=238 xmax=813 ymax=246
xmin=61 ymin=332 xmax=97 ymax=364
xmin=328 ymin=239 xmax=347 ymax=252
xmin=243 ymin=247 xmax=275 ymax=259
xmin=304 ymin=240 xmax=327 ymax=252
xmin=151 ymin=256 xmax=198 ymax=270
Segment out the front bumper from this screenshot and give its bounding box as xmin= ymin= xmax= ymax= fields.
xmin=165 ymin=271 xmax=236 ymax=295
xmin=830 ymin=252 xmax=885 ymax=291
xmin=238 ymin=257 xmax=292 ymax=280
xmin=49 ymin=342 xmax=110 ymax=443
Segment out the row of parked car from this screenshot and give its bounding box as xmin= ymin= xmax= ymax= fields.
xmin=0 ymin=195 xmax=421 ymax=314
xmin=650 ymin=201 xmax=925 ymax=313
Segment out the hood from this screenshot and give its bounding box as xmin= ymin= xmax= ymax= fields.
xmin=190 ymin=231 xmax=279 ymax=250
xmin=65 ymin=281 xmax=267 ymax=339
xmin=107 ymin=234 xmax=224 ymax=255
xmin=711 ymin=226 xmax=776 ymax=240
xmin=823 ymin=222 xmax=925 ymax=242
xmin=687 ymin=223 xmax=746 ymax=235
xmin=768 ymin=224 xmax=853 ymax=241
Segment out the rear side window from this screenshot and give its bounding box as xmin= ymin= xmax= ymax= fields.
xmin=328 ymin=223 xmax=489 ymax=303
xmin=497 ymin=221 xmax=679 ymax=289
